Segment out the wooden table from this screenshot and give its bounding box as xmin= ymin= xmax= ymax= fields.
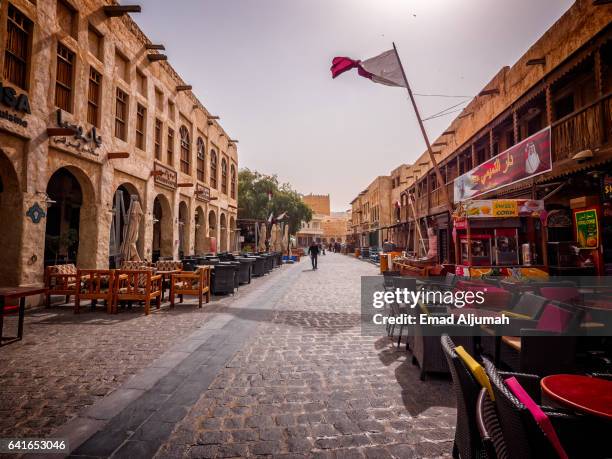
xmin=541 ymin=374 xmax=612 ymax=420
xmin=157 ymin=270 xmax=182 ymax=301
xmin=0 ymin=286 xmax=47 ymax=346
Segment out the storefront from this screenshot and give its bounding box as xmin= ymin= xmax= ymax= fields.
xmin=453 ymin=199 xmax=548 ymax=278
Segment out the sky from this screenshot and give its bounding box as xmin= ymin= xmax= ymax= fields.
xmin=135 ymin=0 xmax=574 ymax=211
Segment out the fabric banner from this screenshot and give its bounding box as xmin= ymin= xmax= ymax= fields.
xmin=454 ymin=127 xmax=552 ymax=202
xmin=331 ymin=49 xmax=406 ymax=88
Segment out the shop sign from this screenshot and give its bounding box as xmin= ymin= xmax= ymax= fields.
xmin=460 ymin=199 xmax=544 ymax=218
xmin=195 ymin=183 xmax=211 ymax=202
xmin=153 ymin=161 xmax=177 ymax=190
xmin=602 ymin=175 xmax=612 ymax=201
xmin=0 ymin=82 xmax=31 ymax=127
xmin=52 ymin=109 xmax=102 ymax=154
xmin=575 ymin=208 xmax=599 ymax=248
xmin=453 ymin=127 xmax=552 ymax=202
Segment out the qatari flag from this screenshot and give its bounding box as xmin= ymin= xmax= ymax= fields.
xmin=330 ymin=49 xmax=406 ymax=88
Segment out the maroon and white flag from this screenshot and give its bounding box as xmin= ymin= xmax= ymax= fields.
xmin=331 ymin=49 xmax=406 ymax=87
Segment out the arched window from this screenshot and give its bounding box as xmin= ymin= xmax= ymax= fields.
xmin=196 ymin=137 xmax=205 ymax=182
xmin=210 ymin=150 xmax=218 ymax=189
xmin=221 ymin=158 xmax=228 ymax=194
xmin=179 ymin=126 xmax=190 ymax=174
xmin=230 ymin=164 xmax=236 ymax=199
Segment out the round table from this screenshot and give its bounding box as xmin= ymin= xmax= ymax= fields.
xmin=541 ymin=374 xmax=612 ymax=420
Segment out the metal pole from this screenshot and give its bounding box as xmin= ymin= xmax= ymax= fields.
xmin=393 ymin=42 xmax=452 ymax=212
xmin=393 ymin=42 xmax=454 ymax=260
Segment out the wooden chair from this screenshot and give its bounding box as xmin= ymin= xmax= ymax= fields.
xmin=44 ymin=264 xmax=79 ymax=307
xmin=75 ymin=269 xmax=115 ymax=314
xmin=113 ymin=269 xmax=162 ymax=315
xmin=170 ymin=266 xmax=212 ymax=308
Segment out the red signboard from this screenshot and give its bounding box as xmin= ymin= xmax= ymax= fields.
xmin=453 ymin=127 xmax=552 ymax=202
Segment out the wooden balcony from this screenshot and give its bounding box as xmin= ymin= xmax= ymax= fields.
xmin=552 ymin=92 xmax=611 ymax=162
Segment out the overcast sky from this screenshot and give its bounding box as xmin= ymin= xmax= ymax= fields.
xmin=136 ymin=0 xmax=574 ymax=211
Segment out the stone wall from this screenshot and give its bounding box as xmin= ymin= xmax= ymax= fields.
xmin=0 ymin=0 xmax=238 ymax=287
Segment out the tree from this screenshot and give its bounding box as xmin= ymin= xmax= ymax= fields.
xmin=238 ymin=168 xmax=312 ymax=234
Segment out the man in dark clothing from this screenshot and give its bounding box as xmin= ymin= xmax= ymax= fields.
xmin=308 ymin=242 xmax=319 ymax=270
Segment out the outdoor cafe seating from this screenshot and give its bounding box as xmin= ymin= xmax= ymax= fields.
xmin=442 ymin=334 xmax=612 ymax=459
xmin=112 ymin=268 xmax=162 ymax=315
xmin=74 ymin=269 xmax=115 ymax=314
xmin=169 ymin=266 xmax=211 ymax=308
xmin=44 ymin=263 xmax=79 ymax=307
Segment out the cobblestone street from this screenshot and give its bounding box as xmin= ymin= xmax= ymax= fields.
xmin=1 ymin=254 xmax=455 ymax=458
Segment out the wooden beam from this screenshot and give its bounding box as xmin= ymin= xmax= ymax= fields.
xmin=177 ymin=182 xmax=194 ymax=187
xmin=103 ymin=5 xmax=141 ymax=17
xmin=526 ymin=57 xmax=546 ymax=66
xmin=478 ymin=88 xmax=499 ymax=96
xmin=458 ymin=112 xmax=472 ymax=119
xmin=208 ymin=115 xmax=220 ymax=120
xmin=229 ymin=139 xmax=239 ymax=143
xmin=47 ymin=127 xmax=76 ymax=136
xmin=147 ymin=54 xmax=167 ymax=62
xmin=145 ymin=44 xmax=165 ymax=50
xmin=432 ymin=142 xmax=447 ymax=147
xmin=442 ymin=130 xmax=456 ymax=135
xmin=176 ymin=85 xmax=192 ymax=91
xmin=107 ymin=152 xmax=130 ymax=159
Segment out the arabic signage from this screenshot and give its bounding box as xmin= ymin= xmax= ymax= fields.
xmin=154 ymin=161 xmax=177 ymax=190
xmin=575 ymin=208 xmax=599 ymax=248
xmin=453 ymin=127 xmax=552 ymax=202
xmin=52 ymin=109 xmax=102 ymax=155
xmin=0 ymin=82 xmax=31 ymax=127
xmin=195 ymin=183 xmax=211 ymax=202
xmin=460 ymin=199 xmax=545 ymax=218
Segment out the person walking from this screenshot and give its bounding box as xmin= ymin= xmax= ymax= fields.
xmin=308 ymin=241 xmax=320 ymax=270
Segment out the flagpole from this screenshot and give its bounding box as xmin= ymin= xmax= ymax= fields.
xmin=392 ymin=42 xmax=454 ymax=262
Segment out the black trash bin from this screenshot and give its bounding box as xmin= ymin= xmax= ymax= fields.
xmin=220 ymin=261 xmax=240 ymax=289
xmin=236 ymin=258 xmax=254 ymax=284
xmin=211 ymin=264 xmax=235 ymax=295
xmin=250 ymin=256 xmax=266 ymax=277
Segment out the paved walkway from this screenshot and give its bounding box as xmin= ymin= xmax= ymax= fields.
xmin=2 ymin=254 xmax=455 ymax=458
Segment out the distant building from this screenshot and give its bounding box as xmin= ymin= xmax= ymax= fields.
xmin=296 ymin=194 xmax=348 ymax=246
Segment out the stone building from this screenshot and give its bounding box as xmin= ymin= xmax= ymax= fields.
xmin=296 ymin=194 xmax=348 ymax=246
xmin=0 ymin=0 xmax=238 ymax=287
xmin=349 ymin=175 xmax=393 ymax=248
xmin=349 ymin=0 xmax=612 ymax=272
xmin=302 ymin=193 xmax=330 ymax=216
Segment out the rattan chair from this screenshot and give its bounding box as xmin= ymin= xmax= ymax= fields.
xmin=441 ymin=335 xmax=488 ymax=459
xmin=483 ymin=357 xmax=612 ymax=459
xmin=476 ymin=388 xmax=508 ymax=459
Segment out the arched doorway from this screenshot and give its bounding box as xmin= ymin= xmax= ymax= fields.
xmin=152 ymin=194 xmax=172 ymax=261
xmin=229 ymin=216 xmax=236 ymax=252
xmin=195 ymin=206 xmax=206 ymax=254
xmin=109 ymin=183 xmax=142 ymax=267
xmin=0 ymin=151 xmax=21 ymax=286
xmin=178 ymin=201 xmax=189 ymax=258
xmin=208 ymin=210 xmax=217 ymax=253
xmin=45 ymin=168 xmax=82 ymax=266
xmin=220 ymin=213 xmax=227 ymax=252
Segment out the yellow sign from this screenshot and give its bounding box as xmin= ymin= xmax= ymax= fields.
xmin=492 ymin=200 xmax=518 ymax=217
